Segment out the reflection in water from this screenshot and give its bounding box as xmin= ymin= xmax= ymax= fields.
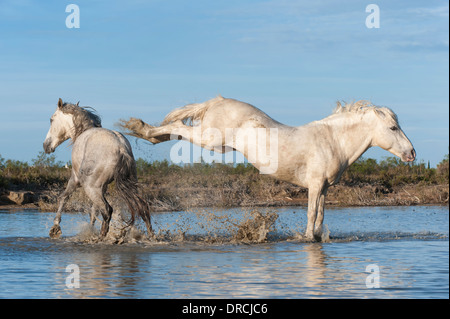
xmin=48 ymin=238 xmax=443 ymax=299
xmin=49 ymin=241 xmax=326 ymax=298
xmin=53 ymin=245 xmax=152 ymax=298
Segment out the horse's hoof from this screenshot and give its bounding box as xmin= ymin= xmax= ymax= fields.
xmin=49 ymin=225 xmax=62 ymax=239
xmin=146 ymin=230 xmax=157 ymax=241
xmin=300 ymin=232 xmax=321 ymax=243
xmin=100 ymin=230 xmax=109 ymax=240
xmin=313 ymin=234 xmax=323 ymax=242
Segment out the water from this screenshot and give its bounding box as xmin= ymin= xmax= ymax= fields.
xmin=0 ymin=206 xmax=448 ymax=299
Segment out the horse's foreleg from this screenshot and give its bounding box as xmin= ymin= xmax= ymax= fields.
xmin=305 ymin=185 xmax=324 ymax=241
xmin=49 ymin=176 xmax=79 ymax=239
xmin=314 ymin=188 xmax=328 ymax=241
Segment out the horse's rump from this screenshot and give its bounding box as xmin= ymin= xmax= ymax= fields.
xmin=162 ymin=95 xmax=226 ymax=126
xmin=114 ymin=152 xmax=152 ymax=231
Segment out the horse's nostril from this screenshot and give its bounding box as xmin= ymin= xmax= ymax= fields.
xmin=411 ymin=149 xmax=416 ymax=159
xmin=43 ymin=140 xmax=53 ymax=154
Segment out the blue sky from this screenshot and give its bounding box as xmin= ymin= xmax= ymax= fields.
xmin=0 ymin=0 xmax=448 ymax=166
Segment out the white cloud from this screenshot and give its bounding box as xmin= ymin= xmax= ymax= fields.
xmin=210 ymin=1 xmax=449 ymax=57
xmin=407 ymin=4 xmax=449 ymax=18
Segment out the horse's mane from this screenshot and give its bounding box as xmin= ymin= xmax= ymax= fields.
xmin=60 ymin=101 xmax=102 ymax=141
xmin=333 ymin=100 xmax=398 ymax=123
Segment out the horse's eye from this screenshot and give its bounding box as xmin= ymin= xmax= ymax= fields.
xmin=390 ymin=126 xmax=398 ymax=131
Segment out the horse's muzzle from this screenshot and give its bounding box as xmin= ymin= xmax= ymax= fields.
xmin=404 ymin=149 xmax=416 ymax=162
xmin=43 ymin=139 xmax=54 ymax=154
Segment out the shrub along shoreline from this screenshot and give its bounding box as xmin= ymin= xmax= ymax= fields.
xmin=1 ymin=152 xmax=448 ymax=211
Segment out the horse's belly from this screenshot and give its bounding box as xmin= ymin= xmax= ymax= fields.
xmin=270 ymin=166 xmax=308 ymax=188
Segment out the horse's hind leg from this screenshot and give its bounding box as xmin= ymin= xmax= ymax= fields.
xmin=100 ymin=201 xmax=113 ymax=238
xmin=124 ymin=119 xmax=192 ymax=145
xmin=85 ymin=185 xmax=113 ymax=238
xmin=120 ymin=118 xmax=169 ymax=144
xmin=150 ymin=121 xmax=224 ymax=151
xmin=49 ymin=176 xmax=79 ymax=239
xmin=89 ymin=205 xmax=103 ymax=227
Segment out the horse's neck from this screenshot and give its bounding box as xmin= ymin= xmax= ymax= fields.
xmin=321 ymin=114 xmax=374 ymax=166
xmin=70 ymin=118 xmax=97 ymax=142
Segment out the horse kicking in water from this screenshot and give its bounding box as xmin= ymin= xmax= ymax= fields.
xmin=44 ymin=98 xmax=153 ymax=239
xmin=120 ymin=96 xmax=415 ymax=241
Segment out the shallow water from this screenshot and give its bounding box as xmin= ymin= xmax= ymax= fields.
xmin=0 ymin=206 xmax=448 ymax=298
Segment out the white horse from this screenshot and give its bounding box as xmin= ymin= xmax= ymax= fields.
xmin=120 ymin=96 xmax=415 ymax=241
xmin=44 ymin=98 xmax=153 ymax=239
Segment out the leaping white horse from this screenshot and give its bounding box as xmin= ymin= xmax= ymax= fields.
xmin=120 ymin=96 xmax=415 ymax=241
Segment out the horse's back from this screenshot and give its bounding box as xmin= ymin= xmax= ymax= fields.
xmin=72 ymin=128 xmax=133 ymax=183
xmin=202 ymin=97 xmax=284 ymax=129
xmin=74 ymin=128 xmax=130 ymax=153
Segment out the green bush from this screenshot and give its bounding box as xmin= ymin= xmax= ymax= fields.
xmin=0 ymin=152 xmax=70 ymax=189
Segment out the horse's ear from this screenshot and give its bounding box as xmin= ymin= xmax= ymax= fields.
xmin=58 ymin=98 xmax=63 ymax=108
xmin=374 ymin=108 xmax=386 ymax=119
xmin=333 ymin=101 xmax=343 ymax=113
xmin=76 ymin=101 xmax=80 ymax=107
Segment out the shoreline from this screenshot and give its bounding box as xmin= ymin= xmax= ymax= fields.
xmin=2 ymin=154 xmax=449 ymax=212
xmin=1 ymin=183 xmax=448 ymax=212
xmin=1 ymin=203 xmax=448 ymax=212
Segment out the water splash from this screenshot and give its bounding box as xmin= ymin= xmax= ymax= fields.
xmin=63 ymin=208 xmax=448 ymax=245
xmin=231 ymin=210 xmax=278 ymax=243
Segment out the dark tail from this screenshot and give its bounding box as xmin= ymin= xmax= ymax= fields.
xmin=114 ymin=152 xmax=153 ymax=235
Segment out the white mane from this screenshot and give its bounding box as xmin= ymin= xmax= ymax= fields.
xmin=333 ymin=100 xmax=399 ymax=124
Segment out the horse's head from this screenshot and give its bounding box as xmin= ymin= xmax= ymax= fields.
xmin=371 ymin=107 xmax=416 ymax=162
xmin=43 ymin=98 xmax=76 ymax=153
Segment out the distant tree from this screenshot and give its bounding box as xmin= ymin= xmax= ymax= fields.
xmin=0 ymin=154 xmax=5 ymax=170
xmin=437 ymin=152 xmax=449 ymax=182
xmin=31 ymin=151 xmax=62 ymax=168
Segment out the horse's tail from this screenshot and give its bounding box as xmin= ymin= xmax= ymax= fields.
xmin=114 ymin=152 xmax=152 ymax=234
xmin=162 ymin=95 xmax=225 ymax=126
